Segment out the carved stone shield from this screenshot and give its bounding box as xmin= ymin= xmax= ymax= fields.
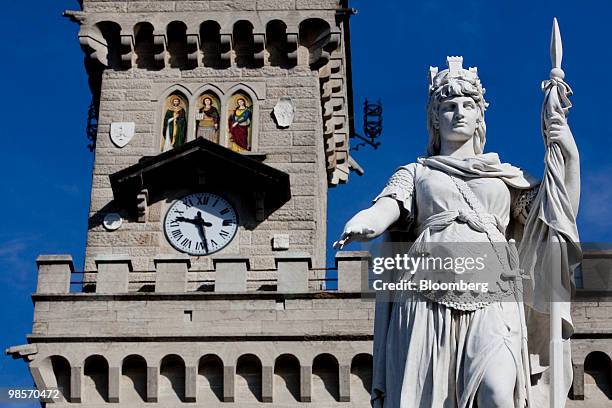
xmin=110 ymin=122 xmax=135 ymax=148
xmin=273 ymin=97 xmax=295 ymax=128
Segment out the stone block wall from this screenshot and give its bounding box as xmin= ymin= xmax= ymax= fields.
xmin=86 ymin=67 xmax=328 ymax=272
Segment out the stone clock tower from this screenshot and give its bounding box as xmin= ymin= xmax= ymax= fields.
xmin=7 ymin=0 xmax=375 ymax=406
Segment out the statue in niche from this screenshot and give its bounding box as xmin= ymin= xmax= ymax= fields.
xmin=161 ymin=95 xmax=187 ymax=152
xmin=335 ymin=53 xmax=580 ymax=407
xmin=196 ymin=94 xmax=220 ymax=143
xmin=228 ymin=94 xmax=253 ymax=152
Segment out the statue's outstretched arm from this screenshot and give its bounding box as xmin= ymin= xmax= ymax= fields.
xmin=333 ymin=197 xmax=401 ymax=249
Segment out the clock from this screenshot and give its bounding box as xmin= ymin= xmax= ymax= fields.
xmin=164 ymin=192 xmax=238 ymax=255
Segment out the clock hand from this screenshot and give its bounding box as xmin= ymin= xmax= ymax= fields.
xmin=194 ymin=211 xmax=213 ymax=227
xmin=195 ymin=212 xmax=209 ymax=253
xmin=175 ymin=216 xmax=196 ymax=224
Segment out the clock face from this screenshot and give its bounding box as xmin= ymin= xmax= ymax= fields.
xmin=164 ymin=193 xmax=238 ymax=256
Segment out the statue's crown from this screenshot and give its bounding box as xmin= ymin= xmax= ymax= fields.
xmin=428 ymin=56 xmax=482 ymax=95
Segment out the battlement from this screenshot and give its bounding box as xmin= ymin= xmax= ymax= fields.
xmin=36 ymin=251 xmax=369 ymax=294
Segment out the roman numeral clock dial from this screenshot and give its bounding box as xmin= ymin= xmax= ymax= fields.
xmin=164 ymin=193 xmax=238 ymax=256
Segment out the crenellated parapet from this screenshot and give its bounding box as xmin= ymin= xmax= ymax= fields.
xmin=34 ymin=251 xmax=369 ymax=295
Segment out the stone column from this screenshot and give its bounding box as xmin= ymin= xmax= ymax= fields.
xmin=95 ymin=255 xmax=132 ymax=294
xmin=338 ymin=364 xmax=350 ymax=402
xmin=185 ymin=365 xmax=197 ymax=402
xmin=154 ymin=255 xmax=190 ymax=293
xmin=300 ymin=365 xmax=311 ymax=402
xmin=147 ymin=366 xmax=158 ymax=402
xmin=70 ymin=366 xmax=82 ymax=403
xmin=36 ymin=255 xmax=74 ymax=294
xmin=262 ymin=365 xmax=273 ymax=402
xmin=108 ymin=366 xmax=120 ymax=403
xmin=336 ymin=251 xmax=370 ymax=292
xmin=275 ymin=253 xmax=311 ymax=293
xmin=223 ymin=365 xmax=235 ymax=402
xmin=213 ymin=257 xmax=249 ymax=292
xmin=572 ymin=363 xmax=584 ymax=400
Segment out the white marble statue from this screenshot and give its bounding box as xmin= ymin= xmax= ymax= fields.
xmin=335 ymin=47 xmax=580 ymax=407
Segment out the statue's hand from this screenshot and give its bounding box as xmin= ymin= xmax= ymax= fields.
xmin=333 ymin=222 xmax=376 ymax=250
xmin=547 ymin=113 xmax=578 ymax=161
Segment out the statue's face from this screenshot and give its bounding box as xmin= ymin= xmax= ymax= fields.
xmin=438 ymin=96 xmax=480 ymax=143
xmin=172 ymin=98 xmax=180 ymax=107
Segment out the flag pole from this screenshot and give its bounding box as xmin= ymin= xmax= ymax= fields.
xmin=546 ymin=17 xmax=566 ymax=408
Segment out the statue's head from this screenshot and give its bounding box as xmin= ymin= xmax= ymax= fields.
xmin=171 ymin=97 xmax=181 ymax=107
xmin=426 ymin=57 xmax=488 ymax=156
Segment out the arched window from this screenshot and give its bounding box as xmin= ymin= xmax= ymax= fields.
xmin=134 ymin=22 xmax=155 ymax=69
xmin=236 ymin=354 xmax=262 ymax=402
xmin=584 ymin=351 xmax=612 ymax=400
xmin=95 ymin=21 xmax=122 ymax=69
xmin=274 ymin=354 xmax=300 ymax=402
xmin=121 ymin=355 xmax=147 ymax=403
xmin=83 ymin=355 xmax=109 ymax=402
xmin=227 ymin=92 xmax=253 ymax=152
xmin=160 ymin=354 xmax=186 ymax=402
xmin=266 ymin=20 xmax=288 ymax=67
xmin=200 ymin=21 xmax=222 ymax=68
xmin=195 ymin=92 xmax=221 ymax=144
xmin=198 ymin=354 xmax=224 ymax=402
xmin=167 ymin=21 xmax=188 ymax=69
xmin=299 ymin=18 xmax=332 ymax=69
xmin=350 ymin=353 xmax=373 ymax=401
xmin=50 ymin=356 xmax=71 ymax=402
xmin=233 ymin=20 xmax=255 ymax=68
xmin=312 ymin=353 xmax=339 ymax=401
xmin=161 ymin=92 xmax=188 ymax=152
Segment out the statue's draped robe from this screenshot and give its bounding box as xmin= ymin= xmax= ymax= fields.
xmin=371 ymin=153 xmax=575 ymax=407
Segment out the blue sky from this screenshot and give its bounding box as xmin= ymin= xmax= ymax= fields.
xmin=1 ymin=0 xmax=611 ymax=395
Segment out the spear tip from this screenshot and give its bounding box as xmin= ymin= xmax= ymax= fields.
xmin=550 ymin=17 xmax=564 ymax=79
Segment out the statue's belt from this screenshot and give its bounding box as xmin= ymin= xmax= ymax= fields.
xmin=402 ymin=209 xmax=520 ymax=311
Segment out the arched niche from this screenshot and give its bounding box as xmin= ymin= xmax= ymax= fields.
xmin=194 ymin=90 xmax=222 ymax=145
xmin=159 ymin=354 xmax=186 ymax=402
xmin=233 ymin=20 xmax=255 ymax=68
xmin=299 ymin=18 xmax=332 ymax=69
xmin=198 ymin=354 xmax=224 ymax=402
xmin=134 ymin=22 xmax=155 ymax=69
xmin=83 ymin=355 xmax=109 ymax=403
xmin=584 ymin=351 xmax=612 ymax=400
xmin=200 ymin=21 xmax=222 ymax=68
xmin=225 ymin=86 xmax=256 ymax=152
xmin=236 ymin=354 xmax=262 ymax=402
xmin=95 ymin=21 xmax=122 ymax=69
xmin=50 ymin=355 xmax=72 ymax=402
xmin=121 ymin=354 xmax=147 ymax=403
xmin=350 ymin=353 xmax=373 ymax=401
xmin=160 ymin=91 xmax=189 ymax=152
xmin=167 ymin=21 xmax=188 ymax=69
xmin=274 ymin=354 xmax=301 ymax=402
xmin=312 ymin=353 xmax=339 ymax=402
xmin=266 ymin=20 xmax=289 ymax=68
